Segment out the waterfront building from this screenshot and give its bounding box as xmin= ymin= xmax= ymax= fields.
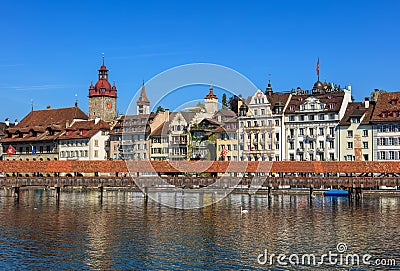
xmin=88 ymin=57 xmax=117 ymax=123
xmin=238 ymin=81 xmax=290 ymax=161
xmin=119 ymin=83 xmax=154 ymax=160
xmin=337 ymin=98 xmax=374 ymax=161
xmin=284 ymin=81 xmax=352 ymax=161
xmin=108 ymin=115 xmax=124 ymax=159
xmin=190 ymin=118 xmax=221 ymax=160
xmin=0 ymin=106 xmax=88 ymax=161
xmin=213 ymin=109 xmax=239 ymax=161
xmin=168 ymin=112 xmax=196 ymax=160
xmin=119 ymin=114 xmax=154 ymax=160
xmin=58 ymin=119 xmax=110 ymax=160
xmin=370 ymin=91 xmax=400 ymax=160
xmin=149 ymin=110 xmax=170 ymax=161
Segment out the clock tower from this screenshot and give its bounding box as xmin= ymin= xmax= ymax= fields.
xmin=88 ymin=56 xmax=117 ymax=122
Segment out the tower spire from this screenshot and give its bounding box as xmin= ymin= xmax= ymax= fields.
xmin=102 ymin=53 xmax=105 ymax=66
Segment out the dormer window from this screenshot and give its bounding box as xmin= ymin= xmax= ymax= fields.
xmin=381 ymin=112 xmax=388 ymax=118
xmin=289 ymin=105 xmax=295 ymax=111
xmin=298 ymin=97 xmax=304 ymax=101
xmin=328 ymin=95 xmax=333 ymax=99
xmin=329 ymin=103 xmax=335 ymax=109
xmin=390 ymin=98 xmax=398 ymax=105
xmin=394 ymin=111 xmax=399 ymax=118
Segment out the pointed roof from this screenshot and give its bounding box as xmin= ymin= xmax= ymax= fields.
xmin=89 ymin=56 xmax=117 ymax=98
xmin=205 ymin=85 xmax=218 ymax=100
xmin=137 ymin=81 xmax=150 ymax=105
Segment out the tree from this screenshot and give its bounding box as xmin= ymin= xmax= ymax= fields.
xmin=228 ymin=95 xmax=241 ymax=115
xmin=370 ymin=89 xmax=386 ymax=102
xmin=222 ymin=93 xmax=228 ymax=109
xmin=196 ymin=102 xmax=205 ymax=110
xmin=156 ymin=106 xmax=165 ymax=113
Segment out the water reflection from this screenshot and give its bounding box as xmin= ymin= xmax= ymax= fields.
xmin=0 ymin=190 xmax=398 ymax=270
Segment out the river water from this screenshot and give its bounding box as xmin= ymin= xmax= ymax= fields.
xmin=0 ymin=189 xmax=399 ymax=270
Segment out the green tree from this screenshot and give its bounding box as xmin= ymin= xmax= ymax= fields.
xmin=156 ymin=106 xmax=165 ymax=113
xmin=222 ymin=93 xmax=228 ymax=109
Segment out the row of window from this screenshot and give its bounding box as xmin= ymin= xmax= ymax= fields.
xmin=346 ymin=141 xmax=369 ymax=149
xmin=287 ymin=113 xmax=337 ymax=121
xmin=376 ymin=137 xmax=400 ymax=146
xmin=347 ymin=130 xmax=369 ymax=137
xmin=289 ymin=153 xmax=334 ymax=161
xmin=60 ymin=150 xmax=91 ymax=158
xmin=377 ymin=151 xmax=400 ymax=160
xmin=377 ymin=124 xmax=400 ymax=133
xmin=289 ymin=141 xmax=330 ymax=150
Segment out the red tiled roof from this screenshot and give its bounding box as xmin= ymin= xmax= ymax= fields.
xmin=284 ymin=92 xmax=345 ymax=114
xmin=371 ymin=92 xmax=400 ymax=122
xmin=59 ymin=119 xmax=110 ymax=140
xmin=0 ymin=107 xmax=88 ymax=143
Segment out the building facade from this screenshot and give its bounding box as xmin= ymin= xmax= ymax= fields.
xmin=1 ymin=106 xmax=88 ymax=161
xmin=371 ymin=92 xmax=400 ymax=161
xmin=58 ymin=119 xmax=110 ymax=161
xmin=338 ymin=99 xmax=374 ymax=161
xmin=284 ymin=81 xmax=352 ymax=161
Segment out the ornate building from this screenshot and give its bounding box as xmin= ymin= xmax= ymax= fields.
xmin=88 ymin=57 xmax=117 ymax=122
xmin=284 ymin=81 xmax=352 ymax=161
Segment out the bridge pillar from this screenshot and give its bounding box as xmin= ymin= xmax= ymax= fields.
xmin=98 ymin=185 xmax=103 ymax=203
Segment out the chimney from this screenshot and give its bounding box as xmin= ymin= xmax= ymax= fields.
xmin=46 ymin=105 xmax=51 ymax=110
xmin=217 ymin=115 xmax=222 ymax=122
xmin=14 ymin=119 xmax=18 ymax=126
xmin=364 ymin=97 xmax=370 ymax=109
xmin=165 ymin=109 xmax=170 ymax=122
xmin=5 ymin=118 xmax=9 ymax=126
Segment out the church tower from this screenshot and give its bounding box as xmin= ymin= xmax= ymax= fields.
xmin=88 ymin=56 xmax=117 ymax=122
xmin=204 ymin=85 xmax=218 ymax=114
xmin=137 ymin=81 xmax=150 ymax=114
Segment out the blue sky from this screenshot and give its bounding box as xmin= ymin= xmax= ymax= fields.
xmin=1 ymin=0 xmax=400 ymax=121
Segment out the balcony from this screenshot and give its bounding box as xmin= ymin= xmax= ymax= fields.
xmin=296 ymin=148 xmax=304 ymax=153
xmin=287 ymin=135 xmax=295 ymax=142
xmin=305 ymin=135 xmax=316 ymax=141
xmin=316 ymin=148 xmax=324 ymax=153
xmin=326 ymin=134 xmax=335 ymax=141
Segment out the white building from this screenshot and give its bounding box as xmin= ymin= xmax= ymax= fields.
xmin=371 ymin=91 xmax=400 ymax=161
xmin=58 ymin=119 xmax=110 ymax=160
xmin=284 ymin=81 xmax=352 ymax=161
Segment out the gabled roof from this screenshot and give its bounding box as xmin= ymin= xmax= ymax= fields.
xmin=338 ymin=102 xmax=374 ymax=126
xmin=0 ymin=106 xmax=88 ymax=143
xmin=371 ymin=92 xmax=400 ymax=122
xmin=10 ymin=107 xmax=88 ymax=131
xmin=266 ymin=93 xmax=291 ymax=109
xmin=59 ymin=119 xmax=110 ymax=140
xmin=284 ymin=92 xmax=345 ymax=114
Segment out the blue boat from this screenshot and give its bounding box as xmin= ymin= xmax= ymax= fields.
xmin=324 ymin=189 xmax=349 ymax=197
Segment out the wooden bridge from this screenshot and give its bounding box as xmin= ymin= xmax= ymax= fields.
xmin=0 ymin=161 xmax=399 ymax=201
xmin=0 ymin=176 xmax=399 ymax=189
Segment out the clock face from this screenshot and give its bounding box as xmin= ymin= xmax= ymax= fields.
xmin=105 ymin=99 xmax=114 ymax=111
